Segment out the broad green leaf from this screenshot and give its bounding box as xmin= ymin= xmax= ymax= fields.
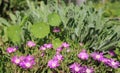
xmin=52 ymin=38 xmax=62 ymax=49
xmin=30 ymin=22 xmax=50 ymax=38
xmin=6 ymin=25 xmax=22 ymax=44
xmin=48 ymin=13 xmax=61 ymax=26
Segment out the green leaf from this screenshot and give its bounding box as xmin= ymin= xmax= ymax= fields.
xmin=47 ymin=69 xmax=52 ymax=73
xmin=8 ymin=12 xmax=17 ymax=24
xmin=0 ymin=17 xmax=10 ymax=26
xmin=52 ymin=38 xmax=62 ymax=49
xmin=48 ymin=13 xmax=61 ymax=26
xmin=116 ymin=68 xmax=120 ymax=73
xmin=6 ymin=25 xmax=22 ymax=44
xmin=30 ymin=22 xmax=50 ymax=38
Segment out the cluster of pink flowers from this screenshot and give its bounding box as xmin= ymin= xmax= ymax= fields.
xmin=39 ymin=43 xmax=53 ymax=51
xmin=78 ymin=49 xmax=120 ymax=69
xmin=47 ymin=54 xmax=62 ymax=68
xmin=48 ymin=53 xmax=64 ymax=68
xmin=8 ymin=40 xmax=120 ymax=72
xmin=47 ymin=42 xmax=70 ymax=68
xmin=56 ymin=42 xmax=70 ymax=54
xmin=6 ymin=47 xmax=18 ymax=53
xmin=69 ymin=63 xmax=94 ymax=73
xmin=11 ymin=55 xmax=35 ymax=69
xmin=91 ymin=52 xmax=119 ymax=69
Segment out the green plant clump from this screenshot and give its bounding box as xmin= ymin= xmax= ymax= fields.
xmin=0 ymin=0 xmax=120 ymax=73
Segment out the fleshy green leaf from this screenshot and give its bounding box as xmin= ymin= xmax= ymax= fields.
xmin=48 ymin=13 xmax=61 ymax=26
xmin=30 ymin=22 xmax=50 ymax=38
xmin=6 ymin=25 xmax=22 ymax=44
xmin=52 ymin=38 xmax=62 ymax=49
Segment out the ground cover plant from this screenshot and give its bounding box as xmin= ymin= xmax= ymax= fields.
xmin=1 ymin=0 xmax=120 ymax=73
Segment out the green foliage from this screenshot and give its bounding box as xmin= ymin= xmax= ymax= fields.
xmin=52 ymin=38 xmax=62 ymax=49
xmin=30 ymin=22 xmax=50 ymax=39
xmin=48 ymin=13 xmax=61 ymax=26
xmin=1 ymin=0 xmax=120 ymax=73
xmin=6 ymin=25 xmax=22 ymax=44
xmin=53 ymin=2 xmax=120 ymax=51
xmin=0 ymin=17 xmax=10 ymax=26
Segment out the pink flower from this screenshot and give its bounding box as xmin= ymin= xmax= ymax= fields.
xmin=19 ymin=60 xmax=35 ymax=69
xmin=62 ymin=42 xmax=70 ymax=48
xmin=11 ymin=56 xmax=21 ymax=65
xmin=85 ymin=67 xmax=94 ymax=73
xmin=53 ymin=54 xmax=64 ymax=61
xmin=56 ymin=46 xmax=63 ymax=52
xmin=69 ymin=63 xmax=83 ymax=73
xmin=78 ymin=49 xmax=89 ymax=60
xmin=108 ymin=50 xmax=116 ymax=56
xmin=11 ymin=55 xmax=36 ymax=69
xmin=107 ymin=59 xmax=120 ymax=69
xmin=27 ymin=41 xmax=36 ymax=48
xmin=101 ymin=57 xmax=109 ymax=64
xmin=44 ymin=43 xmax=53 ymax=48
xmin=91 ymin=52 xmax=104 ymax=61
xmin=39 ymin=46 xmax=46 ymax=51
xmin=6 ymin=47 xmax=18 ymax=53
xmin=53 ymin=27 xmax=60 ymax=33
xmin=48 ymin=59 xmax=60 ymax=68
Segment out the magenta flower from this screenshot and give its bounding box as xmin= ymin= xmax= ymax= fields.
xmin=69 ymin=63 xmax=83 ymax=73
xmin=24 ymin=55 xmax=34 ymax=61
xmin=48 ymin=59 xmax=60 ymax=68
xmin=56 ymin=46 xmax=63 ymax=52
xmin=108 ymin=50 xmax=116 ymax=56
xmin=19 ymin=56 xmax=35 ymax=69
xmin=53 ymin=27 xmax=60 ymax=33
xmin=39 ymin=46 xmax=46 ymax=51
xmin=53 ymin=54 xmax=64 ymax=61
xmin=62 ymin=42 xmax=70 ymax=48
xmin=11 ymin=55 xmax=36 ymax=69
xmin=27 ymin=41 xmax=36 ymax=48
xmin=6 ymin=47 xmax=18 ymax=53
xmin=19 ymin=60 xmax=35 ymax=69
xmin=107 ymin=59 xmax=120 ymax=69
xmin=44 ymin=43 xmax=53 ymax=48
xmin=85 ymin=67 xmax=94 ymax=73
xmin=101 ymin=57 xmax=109 ymax=64
xmin=91 ymin=52 xmax=104 ymax=61
xmin=11 ymin=56 xmax=21 ymax=65
xmin=78 ymin=49 xmax=89 ymax=60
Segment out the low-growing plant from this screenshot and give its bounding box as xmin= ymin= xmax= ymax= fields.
xmin=1 ymin=0 xmax=120 ymax=73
